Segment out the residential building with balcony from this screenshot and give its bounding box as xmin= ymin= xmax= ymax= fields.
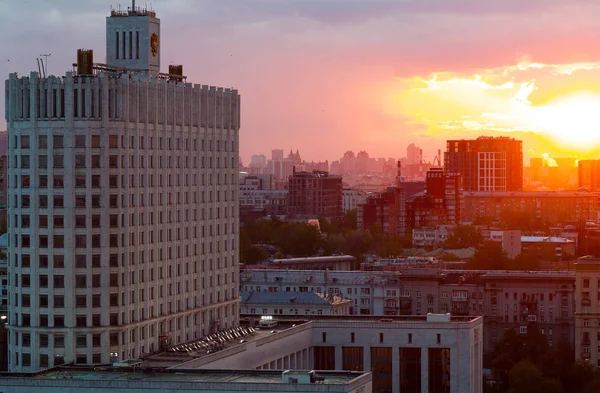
xmin=357 ymin=187 xmax=406 ymax=235
xmin=240 ymin=268 xmax=576 ymax=354
xmin=574 ymin=258 xmax=600 ymax=366
xmin=463 ymin=191 xmax=600 ymax=224
xmin=287 ymin=170 xmax=343 ymax=222
xmin=445 ymin=136 xmax=523 ymax=192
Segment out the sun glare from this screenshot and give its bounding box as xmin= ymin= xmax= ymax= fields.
xmin=532 ymin=94 xmax=600 ymax=149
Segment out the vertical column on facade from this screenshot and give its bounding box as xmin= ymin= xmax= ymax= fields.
xmin=392 ymin=346 xmax=400 ymax=393
xmin=421 ymin=347 xmax=429 ymax=393
xmin=363 ymin=346 xmax=371 ymax=374
xmin=335 ymin=345 xmax=342 ymax=369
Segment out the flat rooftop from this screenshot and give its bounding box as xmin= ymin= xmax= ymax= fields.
xmin=141 ymin=324 xmax=295 ymax=368
xmin=25 ymin=368 xmax=360 ymax=385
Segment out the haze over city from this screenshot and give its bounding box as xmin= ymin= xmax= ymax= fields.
xmin=7 ymin=1 xmax=600 ymax=392
xmin=4 ymin=0 xmax=600 ymax=163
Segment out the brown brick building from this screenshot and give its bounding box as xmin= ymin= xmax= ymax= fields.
xmin=445 ymin=136 xmax=523 ymax=191
xmin=287 ymin=170 xmax=343 ymax=221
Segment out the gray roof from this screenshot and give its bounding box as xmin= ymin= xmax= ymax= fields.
xmin=241 ymin=269 xmax=402 ymax=286
xmin=240 ymin=291 xmax=343 ymax=306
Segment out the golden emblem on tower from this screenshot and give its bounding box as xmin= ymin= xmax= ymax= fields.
xmin=151 ymin=33 xmax=159 ymax=57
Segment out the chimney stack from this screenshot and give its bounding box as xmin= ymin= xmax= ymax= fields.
xmin=396 ymin=160 xmax=402 ymax=187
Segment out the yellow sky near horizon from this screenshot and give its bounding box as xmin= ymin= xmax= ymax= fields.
xmin=383 ymin=61 xmax=600 ymax=162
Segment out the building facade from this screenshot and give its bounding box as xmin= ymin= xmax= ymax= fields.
xmin=342 ymin=189 xmax=368 ymax=212
xmin=574 ymin=259 xmax=600 ymax=367
xmin=6 ymin=6 xmax=240 ymax=371
xmin=240 ymin=268 xmax=576 ymax=354
xmin=357 ymin=187 xmax=406 ymax=236
xmin=463 ymin=191 xmax=600 ymax=224
xmin=287 ymin=170 xmax=343 ymax=221
xmin=188 ymin=317 xmax=483 ymax=393
xmin=445 ymin=137 xmax=523 ymax=192
xmin=578 ymin=160 xmax=600 ymax=192
xmin=409 ymin=168 xmax=464 ymax=229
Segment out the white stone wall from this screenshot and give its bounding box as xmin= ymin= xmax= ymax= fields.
xmin=5 ymin=69 xmax=240 ymax=371
xmin=106 ymin=12 xmax=161 ymax=74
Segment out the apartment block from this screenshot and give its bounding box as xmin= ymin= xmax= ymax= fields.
xmin=445 ymin=137 xmax=523 ymax=192
xmin=240 ymin=268 xmax=575 ymax=354
xmin=286 ymin=170 xmax=343 ymax=221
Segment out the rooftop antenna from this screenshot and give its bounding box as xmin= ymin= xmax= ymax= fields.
xmin=40 ymin=53 xmax=51 ymax=78
xmin=36 ymin=58 xmax=42 ymax=76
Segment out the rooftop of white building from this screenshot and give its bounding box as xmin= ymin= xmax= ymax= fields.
xmin=0 ymin=367 xmax=369 ymax=393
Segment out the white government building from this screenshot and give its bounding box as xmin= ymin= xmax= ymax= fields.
xmin=0 ymin=316 xmax=482 ymax=393
xmin=5 ymin=2 xmax=240 ymax=370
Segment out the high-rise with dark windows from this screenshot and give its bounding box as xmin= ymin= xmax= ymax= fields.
xmin=5 ymin=3 xmax=240 ymax=371
xmin=444 ymin=136 xmax=523 ymax=192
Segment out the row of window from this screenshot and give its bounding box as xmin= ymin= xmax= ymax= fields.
xmin=15 ymin=154 xmax=236 ymax=171
xmin=16 ymin=134 xmax=236 ymax=153
xmin=16 ymin=190 xmax=237 ymax=208
xmin=13 ymin=291 xmax=237 ymax=328
xmin=15 ymin=232 xmax=236 ymax=252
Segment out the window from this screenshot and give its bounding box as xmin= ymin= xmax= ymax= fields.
xmin=322 ymin=332 xmax=326 ymax=342
xmin=21 ymin=155 xmax=30 ymax=168
xmin=351 ymin=332 xmax=355 ymax=343
xmin=53 ymin=154 xmax=64 ymax=168
xmin=39 ymin=135 xmax=48 ymax=148
xmin=75 ymin=135 xmax=86 ymax=148
xmin=408 ymin=333 xmax=412 ymax=344
xmin=75 ymin=154 xmax=86 ymax=168
xmin=379 ymin=333 xmax=384 ymax=343
xmin=437 ymin=334 xmax=441 ymax=344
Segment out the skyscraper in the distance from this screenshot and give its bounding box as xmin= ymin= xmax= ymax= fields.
xmin=445 ymin=136 xmax=523 ymax=192
xmin=5 ymin=2 xmax=240 ymax=371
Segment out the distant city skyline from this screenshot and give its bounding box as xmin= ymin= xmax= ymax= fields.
xmin=4 ymin=1 xmax=600 ymax=163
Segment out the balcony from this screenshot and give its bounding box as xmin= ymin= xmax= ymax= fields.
xmin=582 ymin=352 xmax=591 ymax=360
xmin=451 ymin=307 xmax=469 ymax=316
xmin=581 ymin=338 xmax=591 ymax=346
xmin=399 ymin=299 xmax=412 ymax=315
xmin=520 ymin=305 xmax=537 ymax=316
xmin=384 ymin=306 xmax=399 ymax=316
xmin=519 ymin=296 xmax=538 ymax=306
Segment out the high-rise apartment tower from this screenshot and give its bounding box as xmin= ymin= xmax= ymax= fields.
xmin=445 ymin=136 xmax=523 ymax=192
xmin=5 ymin=3 xmax=241 ymax=371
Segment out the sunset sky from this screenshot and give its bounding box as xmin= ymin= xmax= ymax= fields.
xmin=3 ymin=0 xmax=600 ymax=164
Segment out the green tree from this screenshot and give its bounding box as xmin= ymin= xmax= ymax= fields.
xmin=444 ymin=225 xmax=484 ymax=249
xmin=512 ymin=251 xmax=541 ymax=270
xmin=507 ymin=360 xmax=545 ymax=393
xmin=470 ymin=240 xmax=511 ymax=270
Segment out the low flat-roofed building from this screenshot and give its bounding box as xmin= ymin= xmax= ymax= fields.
xmin=240 ymin=291 xmax=351 ymax=316
xmin=172 ymin=316 xmax=482 ymax=393
xmin=249 ymin=255 xmax=358 ymax=271
xmin=0 ymin=367 xmax=371 ymax=393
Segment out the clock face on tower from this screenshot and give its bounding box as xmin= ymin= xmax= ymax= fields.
xmin=151 ymin=33 xmax=159 ymax=57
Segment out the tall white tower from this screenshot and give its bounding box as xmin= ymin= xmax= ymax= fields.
xmin=5 ymin=4 xmax=240 ymax=371
xmin=105 ymin=1 xmax=160 ymax=74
